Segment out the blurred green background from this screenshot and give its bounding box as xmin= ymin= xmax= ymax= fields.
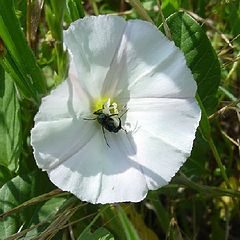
xmin=0 ymin=0 xmax=239 ymax=239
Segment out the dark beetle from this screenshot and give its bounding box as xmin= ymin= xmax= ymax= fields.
xmin=84 ymin=108 xmax=127 ymax=147
xmin=94 ymin=109 xmax=122 ymax=133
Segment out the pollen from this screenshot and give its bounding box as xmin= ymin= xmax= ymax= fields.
xmin=92 ymin=97 xmax=109 ymax=112
xmin=92 ymin=98 xmax=119 ymax=115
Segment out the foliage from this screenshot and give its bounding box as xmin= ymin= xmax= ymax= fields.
xmin=0 ymin=0 xmax=239 ymax=239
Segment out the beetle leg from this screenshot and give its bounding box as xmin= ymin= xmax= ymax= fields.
xmin=122 ymin=127 xmax=128 ymax=134
xmin=118 ymin=118 xmax=127 ymax=133
xmin=102 ymin=126 xmax=110 ymax=148
xmin=109 ymin=113 xmax=118 ymax=117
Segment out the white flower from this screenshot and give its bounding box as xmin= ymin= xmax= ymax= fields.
xmin=31 ymin=15 xmax=201 ymax=204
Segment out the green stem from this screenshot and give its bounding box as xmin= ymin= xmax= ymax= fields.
xmin=156 ymin=0 xmax=172 ymax=40
xmin=208 ymin=136 xmax=231 ymax=189
xmin=127 ymin=0 xmax=153 ymax=23
xmin=89 ymin=0 xmax=99 ymax=15
xmin=26 ymin=0 xmax=32 ymax=46
xmin=196 ymin=94 xmax=231 ymax=190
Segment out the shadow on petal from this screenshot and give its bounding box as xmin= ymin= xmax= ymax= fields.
xmin=49 ymin=128 xmax=168 ymax=192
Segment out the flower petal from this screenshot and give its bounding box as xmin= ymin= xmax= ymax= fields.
xmin=47 ymin=129 xmax=148 ymax=204
xmin=101 ymin=19 xmax=196 ymax=101
xmin=131 ymin=128 xmax=186 ymax=190
xmin=64 ymin=15 xmax=127 ymax=99
xmin=124 ymin=97 xmax=201 ymax=189
xmin=31 ymin=118 xmax=97 ymax=170
xmin=34 ymin=77 xmax=90 ymax=122
xmin=126 ymin=97 xmax=201 ymax=153
xmin=31 ymin=15 xmax=201 ymax=204
xmin=31 ymin=75 xmax=96 ymax=171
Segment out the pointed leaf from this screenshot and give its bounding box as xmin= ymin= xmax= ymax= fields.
xmin=78 ymin=227 xmax=114 ymax=240
xmin=0 ymin=171 xmax=55 ymax=238
xmin=116 ymin=206 xmax=141 ymax=240
xmin=0 ymin=0 xmax=46 ymax=102
xmin=165 ymin=12 xmax=221 ymax=114
xmin=0 ymin=67 xmax=21 ymax=174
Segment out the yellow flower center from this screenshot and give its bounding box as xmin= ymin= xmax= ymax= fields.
xmin=92 ymin=97 xmax=109 ymax=112
xmin=92 ymin=98 xmax=119 ymax=115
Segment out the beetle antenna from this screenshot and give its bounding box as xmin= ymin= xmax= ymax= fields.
xmin=119 ymin=108 xmax=128 ymax=118
xmin=83 ymin=117 xmax=97 ymax=120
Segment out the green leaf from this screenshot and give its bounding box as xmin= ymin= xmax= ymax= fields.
xmin=219 ymin=1 xmax=240 ymax=42
xmin=0 ymin=66 xmax=21 ymax=173
xmin=78 ymin=227 xmax=114 ymax=240
xmin=78 ymin=206 xmax=110 ymax=240
xmin=0 ymin=0 xmax=46 ymax=103
xmin=116 ymin=206 xmax=140 ymax=240
xmin=24 ymin=197 xmax=67 ymax=239
xmin=162 ymin=0 xmax=181 ymax=17
xmin=165 ymin=12 xmax=221 ymax=114
xmin=67 ymin=0 xmax=85 ymax=22
xmin=174 ymin=174 xmax=240 ymax=198
xmin=228 ymin=2 xmax=240 ymax=40
xmin=45 ymin=0 xmax=65 ymax=41
xmin=182 ymin=130 xmax=210 ymax=178
xmin=100 ymin=206 xmax=127 ymax=240
xmin=0 ymin=171 xmax=55 ymax=238
xmin=0 ymin=165 xmax=13 ymax=186
xmin=148 ymin=191 xmax=170 ymax=234
xmin=14 ymin=0 xmax=27 ymax=33
xmin=45 ymin=0 xmax=68 ymax=81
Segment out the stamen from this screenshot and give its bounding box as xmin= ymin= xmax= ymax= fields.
xmin=98 ymin=98 xmax=119 ymax=115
